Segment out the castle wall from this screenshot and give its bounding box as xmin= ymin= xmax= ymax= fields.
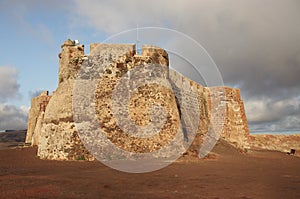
xmin=26 ymin=39 xmax=298 ymax=161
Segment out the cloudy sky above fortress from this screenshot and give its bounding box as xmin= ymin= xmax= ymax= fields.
xmin=0 ymin=0 xmax=299 ymax=133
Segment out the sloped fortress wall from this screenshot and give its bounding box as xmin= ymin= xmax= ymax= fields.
xmin=209 ymin=87 xmax=250 ymax=150
xmin=168 ymin=72 xmax=250 ymax=154
xmin=26 ymin=39 xmax=252 ymax=160
xmin=25 ymin=91 xmax=51 ymax=146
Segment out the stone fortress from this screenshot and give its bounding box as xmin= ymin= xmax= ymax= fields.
xmin=26 ymin=39 xmax=300 ymax=160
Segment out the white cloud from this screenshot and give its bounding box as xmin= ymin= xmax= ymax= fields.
xmin=0 ymin=104 xmax=29 ymax=131
xmin=245 ymin=97 xmax=300 ymax=131
xmin=72 ymin=0 xmax=174 ymax=33
xmin=0 ymin=66 xmax=28 ymax=131
xmin=0 ymin=66 xmax=21 ymax=102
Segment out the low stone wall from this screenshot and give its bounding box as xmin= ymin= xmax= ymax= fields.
xmin=249 ymin=134 xmax=300 ymax=154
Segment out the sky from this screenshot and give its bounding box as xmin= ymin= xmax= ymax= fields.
xmin=0 ymin=0 xmax=299 ymax=133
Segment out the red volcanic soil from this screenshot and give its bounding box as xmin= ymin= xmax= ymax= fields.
xmin=0 ymin=140 xmax=300 ymax=199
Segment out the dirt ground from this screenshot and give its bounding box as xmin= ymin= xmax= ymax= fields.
xmin=0 ymin=140 xmax=300 ymax=199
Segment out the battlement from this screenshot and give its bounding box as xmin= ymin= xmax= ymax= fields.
xmin=58 ymin=41 xmax=169 ymax=85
